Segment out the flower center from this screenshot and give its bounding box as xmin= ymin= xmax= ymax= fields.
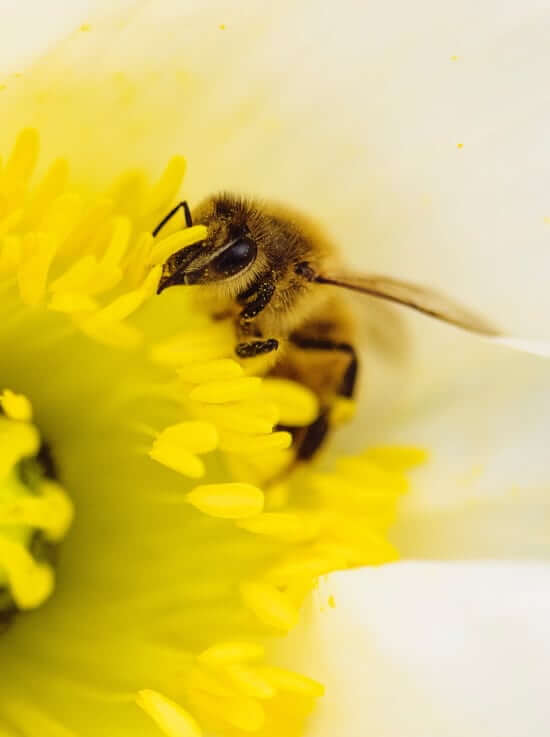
xmin=0 ymin=390 xmax=73 ymax=626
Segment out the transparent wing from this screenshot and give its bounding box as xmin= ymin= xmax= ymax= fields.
xmin=316 ymin=272 xmax=499 ymax=337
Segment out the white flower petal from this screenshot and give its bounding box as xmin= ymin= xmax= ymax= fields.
xmin=337 ymin=344 xmax=550 ymax=559
xmin=1 ymin=0 xmax=94 ymax=74
xmin=281 ymin=563 xmax=550 ymax=737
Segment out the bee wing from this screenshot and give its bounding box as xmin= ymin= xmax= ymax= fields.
xmin=317 ymin=272 xmax=499 ymax=337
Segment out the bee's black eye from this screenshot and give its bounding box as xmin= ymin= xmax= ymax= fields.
xmin=212 ymin=238 xmax=256 ymax=277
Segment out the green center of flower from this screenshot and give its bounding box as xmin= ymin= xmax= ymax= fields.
xmin=0 ymin=390 xmax=72 ymax=621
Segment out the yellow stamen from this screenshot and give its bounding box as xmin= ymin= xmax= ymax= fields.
xmin=219 ymin=430 xmax=292 ymax=455
xmin=2 ymin=128 xmax=39 ymax=201
xmin=149 ymin=421 xmax=218 ymax=478
xmin=189 ymin=377 xmax=262 ymax=404
xmin=260 ymin=378 xmax=319 ymax=426
xmin=237 ymin=512 xmax=321 ymax=542
xmin=17 ymin=232 xmax=58 ymax=306
xmin=24 ymin=157 xmax=69 ymax=229
xmin=145 ymin=156 xmax=187 ymax=216
xmin=136 ymin=690 xmax=202 ymax=737
xmin=240 ymin=579 xmax=299 ymax=631
xmin=197 ymin=401 xmax=278 ymax=435
xmin=185 ymin=483 xmax=264 ymax=519
xmin=0 ymin=479 xmax=73 ymax=541
xmin=362 ymin=445 xmax=429 ymax=471
xmin=197 ymin=641 xmax=265 ymax=668
xmin=0 ymin=390 xmax=32 ymax=421
xmin=223 ymin=663 xmax=276 ymax=700
xmin=0 ymin=538 xmax=54 ymax=610
xmin=256 ymin=666 xmax=325 ymax=698
xmin=0 ymin=418 xmax=40 ymax=478
xmin=149 ymin=225 xmax=209 ymax=265
xmin=39 ymin=192 xmax=83 ymax=243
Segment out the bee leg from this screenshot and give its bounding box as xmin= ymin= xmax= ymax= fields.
xmin=152 ymin=201 xmax=193 ymax=237
xmin=282 ymin=338 xmax=358 ymax=461
xmin=294 ymin=411 xmax=330 ymax=461
xmin=237 ymin=278 xmax=276 ymax=321
xmin=235 ymin=339 xmax=279 ymax=358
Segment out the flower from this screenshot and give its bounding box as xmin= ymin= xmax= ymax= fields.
xmin=0 ymin=126 xmax=417 ymax=735
xmin=2 ymin=2 xmax=550 ymax=736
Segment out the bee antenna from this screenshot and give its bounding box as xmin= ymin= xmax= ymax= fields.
xmin=152 ymin=200 xmax=193 ymax=237
xmin=183 ymin=201 xmax=193 ymax=227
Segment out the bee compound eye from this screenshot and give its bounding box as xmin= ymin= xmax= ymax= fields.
xmin=212 ymin=238 xmax=257 ymax=277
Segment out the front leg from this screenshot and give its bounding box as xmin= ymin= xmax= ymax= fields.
xmin=235 ymin=338 xmax=279 ymax=358
xmin=235 ymin=276 xmax=278 ymax=358
xmin=238 ymin=277 xmax=276 ymax=323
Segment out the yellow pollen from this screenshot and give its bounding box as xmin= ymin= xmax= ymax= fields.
xmin=185 ymin=482 xmax=265 ymax=518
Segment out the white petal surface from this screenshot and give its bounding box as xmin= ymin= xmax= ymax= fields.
xmin=0 ymin=0 xmax=93 ymax=73
xmin=279 ymin=563 xmax=550 ymax=737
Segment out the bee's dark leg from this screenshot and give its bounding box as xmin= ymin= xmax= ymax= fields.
xmin=293 ymin=411 xmax=331 ymax=461
xmin=235 ymin=339 xmax=279 ymax=358
xmin=280 ymin=337 xmax=359 ymax=461
xmin=152 ymin=201 xmax=193 ymax=237
xmin=234 ymin=277 xmax=277 ymax=358
xmin=237 ymin=278 xmax=275 ymax=322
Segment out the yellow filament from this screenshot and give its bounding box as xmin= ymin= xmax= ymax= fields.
xmin=260 ymin=378 xmax=319 ymax=426
xmin=136 ymin=691 xmax=202 ymax=737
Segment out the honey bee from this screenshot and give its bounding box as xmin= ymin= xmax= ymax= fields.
xmin=156 ymin=195 xmax=498 ymax=460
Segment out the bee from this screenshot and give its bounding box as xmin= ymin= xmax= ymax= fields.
xmin=155 ymin=195 xmax=498 ymax=460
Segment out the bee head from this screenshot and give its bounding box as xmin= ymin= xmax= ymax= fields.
xmin=157 ymin=195 xmax=260 ymax=294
